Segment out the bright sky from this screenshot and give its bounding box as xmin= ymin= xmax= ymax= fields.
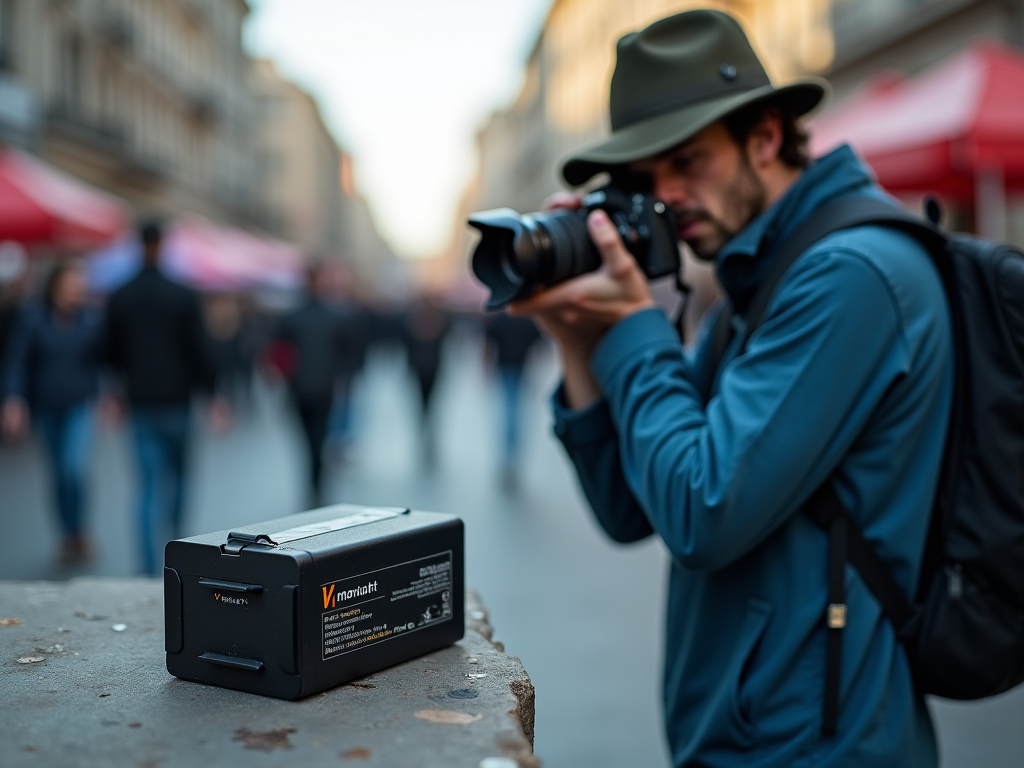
xmin=244 ymin=0 xmax=553 ymax=260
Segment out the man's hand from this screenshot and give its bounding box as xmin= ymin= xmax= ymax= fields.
xmin=509 ymin=208 xmax=656 ymax=409
xmin=1 ymin=396 xmax=29 ymax=439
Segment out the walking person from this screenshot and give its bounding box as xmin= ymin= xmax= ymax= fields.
xmin=402 ymin=295 xmax=450 ymax=472
xmin=484 ymin=313 xmax=541 ymax=491
xmin=275 ymin=264 xmax=352 ymax=505
xmin=1 ymin=261 xmax=103 ymax=565
xmin=104 ymin=222 xmax=227 ymax=575
xmin=327 ymin=300 xmax=372 ymax=461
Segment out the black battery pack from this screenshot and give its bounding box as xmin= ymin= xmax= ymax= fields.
xmin=164 ymin=504 xmax=464 ymax=700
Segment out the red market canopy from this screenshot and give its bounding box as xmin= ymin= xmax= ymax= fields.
xmin=811 ymin=41 xmax=1024 ymax=201
xmin=0 ymin=147 xmax=130 ymax=249
xmin=165 ymin=218 xmax=305 ymax=290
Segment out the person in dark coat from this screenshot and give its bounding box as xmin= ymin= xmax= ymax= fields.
xmin=402 ymin=295 xmax=450 ymax=471
xmin=485 ymin=313 xmax=541 ymax=491
xmin=105 ymin=222 xmax=226 ymax=574
xmin=2 ymin=261 xmax=103 ymax=564
xmin=327 ymin=301 xmax=371 ymax=458
xmin=275 ymin=264 xmax=353 ymax=504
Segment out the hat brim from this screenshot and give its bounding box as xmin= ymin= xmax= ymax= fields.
xmin=561 ymin=78 xmax=830 ymax=187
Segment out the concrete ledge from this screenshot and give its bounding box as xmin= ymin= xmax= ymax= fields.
xmin=0 ymin=578 xmax=537 ymax=768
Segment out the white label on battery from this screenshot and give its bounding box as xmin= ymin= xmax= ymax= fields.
xmin=321 ymin=551 xmax=454 ymax=661
xmin=269 ymin=507 xmax=404 ymax=544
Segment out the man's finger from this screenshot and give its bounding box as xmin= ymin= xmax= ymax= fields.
xmin=587 ymin=210 xmax=634 ymax=275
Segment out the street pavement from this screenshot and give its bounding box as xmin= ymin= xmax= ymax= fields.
xmin=1 ymin=324 xmax=1022 ymax=767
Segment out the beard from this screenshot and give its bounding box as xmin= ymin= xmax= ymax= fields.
xmin=676 ymin=153 xmax=766 ymax=262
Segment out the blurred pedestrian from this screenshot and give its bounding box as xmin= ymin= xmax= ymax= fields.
xmin=275 ymin=264 xmax=353 ymax=505
xmin=484 ymin=313 xmax=541 ymax=491
xmin=105 ymin=222 xmax=228 ymax=575
xmin=402 ymin=295 xmax=450 ymax=471
xmin=1 ymin=261 xmax=103 ymax=565
xmin=205 ymin=293 xmax=254 ymax=411
xmin=327 ymin=301 xmax=371 ymax=459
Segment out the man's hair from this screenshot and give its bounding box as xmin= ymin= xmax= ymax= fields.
xmin=722 ymin=99 xmax=811 ymax=169
xmin=139 ymin=221 xmax=163 ymax=245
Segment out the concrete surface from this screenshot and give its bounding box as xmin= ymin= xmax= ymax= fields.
xmin=0 ymin=578 xmax=536 ymax=768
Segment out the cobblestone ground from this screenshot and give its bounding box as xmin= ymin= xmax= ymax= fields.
xmin=0 ymin=325 xmax=1021 ymax=767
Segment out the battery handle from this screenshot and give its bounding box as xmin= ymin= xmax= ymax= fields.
xmin=221 ymin=531 xmax=278 ymax=556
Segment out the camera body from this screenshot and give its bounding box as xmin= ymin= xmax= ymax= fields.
xmin=468 ymin=186 xmax=680 ymax=310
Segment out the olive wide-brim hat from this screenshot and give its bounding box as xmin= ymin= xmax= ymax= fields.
xmin=562 ymin=10 xmax=830 ymax=187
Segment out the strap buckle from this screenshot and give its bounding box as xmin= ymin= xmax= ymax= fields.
xmin=827 ymin=603 xmax=847 ymax=629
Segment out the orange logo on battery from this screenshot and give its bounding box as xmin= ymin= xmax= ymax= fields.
xmin=323 ymin=585 xmax=335 ymax=609
xmin=214 ymin=593 xmax=221 ymax=601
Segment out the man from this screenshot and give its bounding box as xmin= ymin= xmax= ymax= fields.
xmin=105 ymin=222 xmax=227 ymax=575
xmin=275 ymin=263 xmax=354 ymax=503
xmin=401 ymin=294 xmax=450 ymax=472
xmin=511 ymin=11 xmax=951 ymax=767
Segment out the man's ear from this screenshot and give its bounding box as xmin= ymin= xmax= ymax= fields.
xmin=745 ymin=107 xmax=784 ymax=170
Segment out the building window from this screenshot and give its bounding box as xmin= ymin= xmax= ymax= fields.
xmin=0 ymin=0 xmax=16 ymax=71
xmin=59 ymin=30 xmax=83 ymax=114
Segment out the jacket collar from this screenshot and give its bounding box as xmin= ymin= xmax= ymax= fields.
xmin=714 ymin=144 xmax=878 ymax=312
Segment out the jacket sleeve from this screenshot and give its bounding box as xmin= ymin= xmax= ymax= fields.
xmin=591 ymin=247 xmax=909 ymax=570
xmin=1 ymin=306 xmax=34 ymax=399
xmin=553 ymin=388 xmax=654 ymax=543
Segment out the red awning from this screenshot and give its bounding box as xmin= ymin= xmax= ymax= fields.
xmin=0 ymin=147 xmax=130 ymax=249
xmin=810 ymin=41 xmax=1024 ymax=200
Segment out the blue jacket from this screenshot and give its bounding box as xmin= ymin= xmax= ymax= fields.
xmin=553 ymin=146 xmax=952 ymax=767
xmin=2 ymin=303 xmax=103 ymax=410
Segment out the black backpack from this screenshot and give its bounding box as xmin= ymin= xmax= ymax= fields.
xmin=706 ymin=196 xmax=1024 ymax=734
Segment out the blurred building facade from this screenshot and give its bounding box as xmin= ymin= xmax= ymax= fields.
xmin=251 ymin=58 xmax=343 ymax=255
xmin=828 ymin=0 xmax=1024 ymax=98
xmin=249 ymin=60 xmax=398 ymax=288
xmin=0 ymin=0 xmax=263 ymax=226
xmin=0 ymin=0 xmax=398 ymax=289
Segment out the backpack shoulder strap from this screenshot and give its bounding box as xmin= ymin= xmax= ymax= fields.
xmin=706 ymin=197 xmax=946 ymax=388
xmin=744 ymin=196 xmax=945 ymax=343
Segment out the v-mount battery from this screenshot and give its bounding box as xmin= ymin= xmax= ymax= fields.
xmin=164 ymin=504 xmax=464 ymax=700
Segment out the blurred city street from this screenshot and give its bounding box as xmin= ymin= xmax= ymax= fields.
xmin=1 ymin=325 xmax=1023 ymax=768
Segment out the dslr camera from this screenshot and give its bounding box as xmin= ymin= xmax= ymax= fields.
xmin=468 ymin=186 xmax=680 ymax=310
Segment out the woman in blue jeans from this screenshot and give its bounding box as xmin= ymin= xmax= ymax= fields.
xmin=2 ymin=261 xmax=103 ymax=565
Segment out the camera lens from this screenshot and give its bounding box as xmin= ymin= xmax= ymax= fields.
xmin=468 ymin=208 xmax=599 ymax=309
xmin=468 ymin=186 xmax=679 ymax=311
xmin=532 ymin=211 xmax=599 ymax=286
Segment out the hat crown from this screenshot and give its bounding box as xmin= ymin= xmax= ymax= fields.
xmin=610 ymin=10 xmax=771 ymax=132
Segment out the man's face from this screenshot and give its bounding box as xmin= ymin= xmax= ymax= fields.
xmin=630 ymin=122 xmax=766 ymax=261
